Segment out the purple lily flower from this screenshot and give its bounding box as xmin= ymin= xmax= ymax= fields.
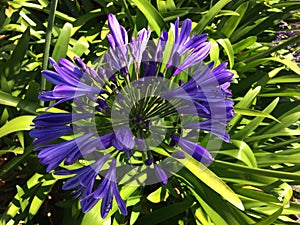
xmin=31 ymin=14 xmax=234 ymax=219
xmin=112 ymin=126 xmax=135 ymax=152
xmin=32 ymin=113 xmax=94 ymax=127
xmin=154 ymin=164 xmax=168 ymax=185
xmin=170 ymin=134 xmax=213 ymax=164
xmin=35 ymin=133 xmax=94 ymax=172
xmin=55 ymin=154 xmax=110 ymax=199
xmin=30 ymin=125 xmax=73 ymax=145
xmin=80 ymin=159 xmax=127 ymax=218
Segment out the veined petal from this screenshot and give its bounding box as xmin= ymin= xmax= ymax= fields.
xmin=112 ymin=182 xmax=128 ymax=216
xmin=112 ymin=126 xmax=135 ymax=151
xmin=154 ymin=164 xmax=168 ymax=185
xmin=41 ymin=70 xmax=65 ymax=85
xmin=32 ymin=113 xmax=93 ymax=127
xmin=30 ymin=125 xmax=73 ymax=145
xmin=171 ymin=135 xmax=213 ymax=164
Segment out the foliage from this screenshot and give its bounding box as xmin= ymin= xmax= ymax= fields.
xmin=0 ymin=0 xmax=300 ymax=224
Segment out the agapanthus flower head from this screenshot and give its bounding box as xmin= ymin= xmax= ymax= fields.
xmin=30 ymin=13 xmax=234 ymax=218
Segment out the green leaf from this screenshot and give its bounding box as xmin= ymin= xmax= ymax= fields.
xmin=232 ymin=36 xmax=257 ymax=53
xmin=214 ymin=160 xmax=300 ymax=180
xmin=233 ymin=98 xmax=279 ymax=139
xmin=234 ymin=107 xmax=280 ymax=122
xmin=0 ymin=147 xmax=33 ymax=178
xmin=156 ymin=0 xmax=176 ymax=12
xmin=193 ymin=0 xmax=231 ymax=34
xmin=228 ymin=86 xmax=261 ymax=130
xmin=1 ymin=27 xmax=30 ymax=78
xmin=0 ymin=115 xmax=35 ymax=139
xmin=137 ymin=199 xmax=193 ymax=225
xmin=0 ymin=90 xmax=39 ymax=114
xmin=217 ymin=38 xmax=234 ymax=69
xmin=223 ymin=139 xmax=257 ymax=167
xmin=253 ymin=207 xmax=283 ymax=225
xmin=209 ymin=38 xmax=220 ymax=64
xmin=190 ymin=191 xmax=229 ymax=225
xmin=267 ymin=75 xmax=300 ymax=84
xmin=239 ymin=57 xmax=300 ymax=75
xmin=0 ymin=147 xmax=24 ymax=155
xmin=132 ymin=0 xmax=165 ymax=36
xmin=221 ymin=2 xmax=249 ymax=38
xmin=29 ymin=175 xmax=57 ymax=218
xmin=176 ymin=157 xmax=244 ymax=210
xmin=147 ymin=187 xmax=169 ymax=203
xmin=52 ymin=22 xmax=73 ymax=61
xmin=68 ymin=36 xmax=89 ymax=58
xmin=260 ymin=111 xmax=300 ymax=135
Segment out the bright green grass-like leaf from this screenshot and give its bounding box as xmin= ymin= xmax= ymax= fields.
xmin=233 ymin=187 xmax=280 ymax=204
xmin=156 ymin=0 xmax=176 ymax=12
xmin=259 ymin=89 xmax=300 ymax=97
xmin=232 ymin=36 xmax=257 ymax=53
xmin=0 ymin=173 xmax=44 ymax=224
xmin=221 ymin=2 xmax=248 ymax=38
xmin=177 ymin=157 xmax=244 ymax=210
xmin=193 ymin=0 xmax=231 ymax=34
xmin=1 ymin=27 xmax=30 ymax=78
xmin=267 ymin=75 xmax=300 ymax=84
xmin=254 ymin=207 xmax=283 ymax=225
xmin=0 ymin=115 xmax=35 ymax=139
xmin=233 ymin=98 xmax=279 ymax=139
xmin=52 ymin=22 xmax=73 ymax=61
xmin=0 ymin=147 xmax=24 ymax=156
xmin=7 ymin=1 xmax=75 ymax=22
xmin=234 ymin=107 xmax=280 ymax=122
xmin=194 ymin=207 xmax=211 ymax=225
xmin=239 ymin=57 xmax=300 ymax=75
xmin=131 ymin=0 xmax=165 ymax=36
xmin=29 ymin=175 xmax=57 ymax=218
xmin=229 ymin=139 xmax=257 ymax=167
xmin=256 ymin=153 xmax=300 ymax=167
xmin=147 ymin=187 xmax=169 ymax=203
xmin=189 ymin=188 xmax=229 ymax=225
xmin=228 ymin=86 xmax=261 ymax=129
xmin=214 ymin=160 xmax=300 ymax=180
xmin=0 ymin=90 xmax=39 ymax=114
xmin=209 ymin=38 xmax=220 ymax=65
xmin=177 ymin=168 xmax=253 ymax=225
xmin=217 ymin=38 xmax=234 ymax=69
xmin=259 ymin=112 xmax=300 ymax=135
xmin=68 ymin=36 xmax=89 ymax=58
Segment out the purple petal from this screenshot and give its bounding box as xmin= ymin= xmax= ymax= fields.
xmin=30 ymin=125 xmax=73 ymax=145
xmin=171 ymin=135 xmax=213 ymax=164
xmin=112 ymin=182 xmax=128 ymax=216
xmin=112 ymin=126 xmax=135 ymax=151
xmin=154 ymin=164 xmax=168 ymax=185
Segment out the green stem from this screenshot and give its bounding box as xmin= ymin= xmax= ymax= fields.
xmin=121 ymin=0 xmax=134 ymax=28
xmin=40 ymin=0 xmax=59 ymax=106
xmin=241 ymin=35 xmax=300 ymax=64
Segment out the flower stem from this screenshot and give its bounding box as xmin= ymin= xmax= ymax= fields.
xmin=40 ymin=0 xmax=58 ymax=106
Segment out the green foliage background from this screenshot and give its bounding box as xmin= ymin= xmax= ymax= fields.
xmin=0 ymin=0 xmax=300 ymax=224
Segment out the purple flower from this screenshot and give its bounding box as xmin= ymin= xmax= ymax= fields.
xmin=170 ymin=135 xmax=213 ymax=164
xmin=80 ymin=159 xmax=127 ymax=218
xmin=154 ymin=164 xmax=168 ymax=185
xmin=30 ymin=14 xmax=234 ymax=219
xmin=55 ymin=154 xmax=110 ymax=201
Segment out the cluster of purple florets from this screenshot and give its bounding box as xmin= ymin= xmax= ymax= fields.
xmin=30 ymin=14 xmax=234 ymax=218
